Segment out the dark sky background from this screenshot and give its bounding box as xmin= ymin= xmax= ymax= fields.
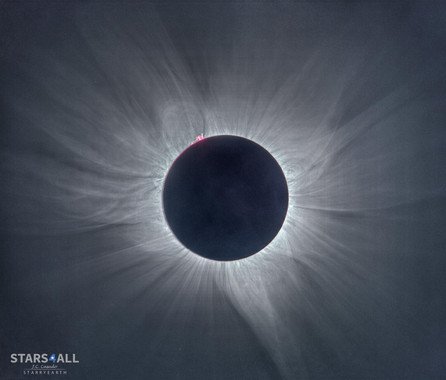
xmin=1 ymin=1 xmax=446 ymax=379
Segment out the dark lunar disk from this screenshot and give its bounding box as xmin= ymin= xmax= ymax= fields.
xmin=163 ymin=135 xmax=288 ymax=261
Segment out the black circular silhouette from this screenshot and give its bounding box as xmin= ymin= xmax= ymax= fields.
xmin=163 ymin=135 xmax=288 ymax=261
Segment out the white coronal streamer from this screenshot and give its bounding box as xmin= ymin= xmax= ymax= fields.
xmin=2 ymin=3 xmax=444 ymax=379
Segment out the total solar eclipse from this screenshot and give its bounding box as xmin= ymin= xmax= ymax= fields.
xmin=163 ymin=135 xmax=288 ymax=261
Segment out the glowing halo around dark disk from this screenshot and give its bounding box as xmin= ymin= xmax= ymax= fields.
xmin=162 ymin=135 xmax=289 ymax=261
